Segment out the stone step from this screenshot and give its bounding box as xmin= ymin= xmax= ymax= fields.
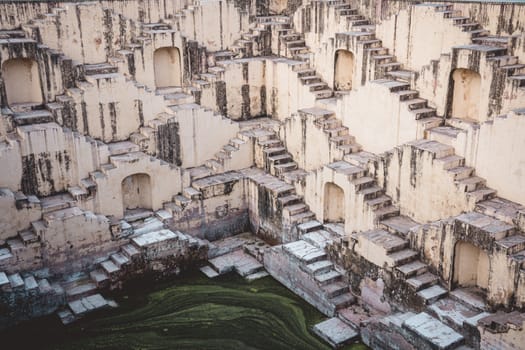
xmin=309 ymin=82 xmax=330 ymax=91
xmin=0 ymin=272 xmax=9 ymax=289
xmin=189 ymin=166 xmax=213 ymax=180
xmin=338 ymin=142 xmax=362 ymax=155
xmin=402 ymin=312 xmax=464 ymax=350
xmin=429 ymin=297 xmax=486 ymax=332
xmin=410 ymin=140 xmax=455 ymax=159
xmin=19 ymin=229 xmax=38 ymax=245
xmin=447 ymin=166 xmax=474 ymax=180
xmin=412 ymin=107 xmax=437 ymax=119
xmin=365 ymin=195 xmax=392 ymax=211
xmin=417 ymin=284 xmax=448 ymax=305
xmin=273 ymin=161 xmax=298 ymax=175
xmin=84 ymin=63 xmax=118 ymax=75
xmin=289 ymin=210 xmax=316 ymax=224
xmin=68 ymin=293 xmax=109 ymax=316
xmin=374 ymin=205 xmax=401 ymax=221
xmin=314 ymin=89 xmax=334 ymax=99
xmin=100 ymin=259 xmax=120 ymax=275
xmin=330 ymin=134 xmax=355 ymax=146
xmin=297 ymin=220 xmax=323 ymax=234
xmin=13 ymin=110 xmax=54 ymax=125
xmin=263 ymin=146 xmax=287 ymax=157
xmin=449 ymin=288 xmax=488 ymax=312
xmin=24 ymin=275 xmax=38 ymax=291
xmin=406 ymin=272 xmax=439 ymax=291
xmin=386 ymin=248 xmax=419 ymax=267
xmin=64 ymin=280 xmax=98 ymax=300
xmin=90 ymin=269 xmax=110 ymax=286
xmin=331 ymin=292 xmax=356 ymax=309
xmin=313 ymin=317 xmax=358 ymax=348
xmin=263 ymin=180 xmax=295 ymax=198
xmin=284 ymin=203 xmax=308 ymax=216
xmin=0 ymin=248 xmax=14 ymax=265
xmin=267 ymin=153 xmax=293 ymax=165
xmin=327 ymin=161 xmax=366 ymax=179
xmin=394 ymin=89 xmax=419 ymax=101
xmin=322 ymin=281 xmax=349 ymax=298
xmin=200 ymin=265 xmax=220 ymax=278
xmin=396 ymin=260 xmax=428 ymax=278
xmin=8 ymin=273 xmax=25 ymax=289
xmin=359 ymin=229 xmax=408 ymax=253
xmin=324 ymin=126 xmax=348 ymax=137
xmin=57 ymin=308 xmax=76 ymax=325
xmin=435 ymin=154 xmax=465 ymax=170
xmin=277 ymin=194 xmax=303 ymax=207
xmin=110 ymin=252 xmax=130 ymax=267
xmin=454 ymin=212 xmax=514 ymax=241
xmin=380 ymin=215 xmax=420 ymax=237
xmin=315 ymin=270 xmax=342 ymax=285
xmin=245 ymin=270 xmax=269 ymax=281
xmin=235 ymin=258 xmax=264 ymax=277
xmin=302 ymin=230 xmax=332 ymax=250
xmin=351 ymin=176 xmax=375 ymax=191
xmin=108 ymin=141 xmax=140 ymax=156
xmin=496 ymin=234 xmax=525 ymax=254
xmin=388 ymin=70 xmax=417 ymax=83
xmin=466 ymin=188 xmax=497 ymax=204
xmin=283 ymin=240 xmax=327 ymax=264
xmin=359 ymin=185 xmax=383 ymax=200
xmin=306 ymin=260 xmax=334 ymax=276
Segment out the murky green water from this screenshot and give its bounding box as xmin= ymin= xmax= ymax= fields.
xmin=2 ymin=271 xmax=367 ymax=350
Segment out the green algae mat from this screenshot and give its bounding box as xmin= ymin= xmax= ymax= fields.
xmin=3 ymin=271 xmax=367 ymax=350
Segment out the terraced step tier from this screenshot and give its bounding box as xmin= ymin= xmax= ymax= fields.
xmin=402 ymin=312 xmax=464 ymax=350
xmin=68 ymin=293 xmax=110 ymax=316
xmin=454 ymin=212 xmax=515 ymax=245
xmin=13 ymin=110 xmax=54 ymax=125
xmin=313 ymin=317 xmax=359 ymax=348
xmin=429 ymin=296 xmax=488 ymax=332
xmin=356 ymin=229 xmax=419 ymax=269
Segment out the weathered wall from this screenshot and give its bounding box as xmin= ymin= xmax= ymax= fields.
xmin=92 ymin=152 xmax=182 ymax=218
xmin=375 ymin=4 xmax=472 ymax=72
xmin=430 ymin=110 xmax=525 ymax=205
xmin=0 ymin=122 xmax=108 ymax=197
xmin=379 ymin=141 xmax=474 ymax=223
xmin=0 ymin=40 xmax=69 ymax=108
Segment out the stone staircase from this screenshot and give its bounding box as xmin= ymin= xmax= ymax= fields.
xmin=265 ymin=220 xmax=356 ymax=316
xmin=241 ymin=167 xmax=316 ymax=237
xmin=365 ymin=79 xmax=442 ymax=130
xmin=231 ymin=16 xmax=334 ymax=100
xmin=325 ymin=157 xmax=400 ymax=228
xmin=185 ymin=119 xmax=275 ymax=183
xmin=54 ymin=225 xmax=205 ymax=324
xmin=207 ymin=248 xmax=269 ymax=281
xmin=241 ymin=122 xmax=306 ymax=182
xmin=408 ymin=139 xmax=497 ymax=205
xmin=298 ymin=107 xmax=362 ymax=161
xmin=423 ymin=2 xmax=525 ymax=88
xmin=0 ymin=269 xmax=66 ymax=327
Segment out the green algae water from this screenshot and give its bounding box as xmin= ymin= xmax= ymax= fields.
xmin=2 ymin=271 xmax=367 ymax=350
